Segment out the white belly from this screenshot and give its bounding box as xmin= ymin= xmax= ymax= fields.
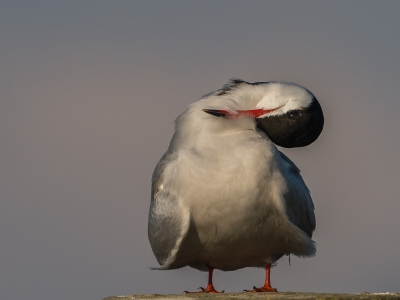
xmin=170 ymin=132 xmax=303 ymax=270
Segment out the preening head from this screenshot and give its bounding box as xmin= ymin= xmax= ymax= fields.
xmin=202 ymin=79 xmax=324 ymax=148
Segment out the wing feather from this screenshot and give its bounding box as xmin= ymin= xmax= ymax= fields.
xmin=280 ymin=151 xmax=316 ymax=238
xmin=148 ymin=152 xmax=190 ymax=269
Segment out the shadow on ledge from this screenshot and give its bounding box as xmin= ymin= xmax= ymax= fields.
xmin=104 ymin=291 xmax=400 ymax=300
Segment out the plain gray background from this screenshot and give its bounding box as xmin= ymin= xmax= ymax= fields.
xmin=1 ymin=1 xmax=400 ymax=300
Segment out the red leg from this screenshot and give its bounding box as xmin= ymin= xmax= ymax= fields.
xmin=184 ymin=265 xmax=224 ymax=293
xmin=244 ymin=263 xmax=277 ymax=292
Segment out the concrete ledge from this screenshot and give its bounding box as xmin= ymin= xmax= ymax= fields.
xmin=104 ymin=292 xmax=400 ymax=300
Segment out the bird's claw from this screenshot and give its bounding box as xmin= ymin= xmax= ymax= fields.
xmin=183 ymin=287 xmax=205 ymax=294
xmin=184 ymin=286 xmax=224 ymax=294
xmin=243 ymin=285 xmax=277 ymax=293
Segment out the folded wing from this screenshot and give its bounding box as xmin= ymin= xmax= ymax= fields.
xmin=148 ymin=153 xmax=191 ymax=269
xmin=279 ymin=151 xmax=316 ymax=238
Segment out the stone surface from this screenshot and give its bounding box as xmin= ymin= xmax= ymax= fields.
xmin=104 ymin=292 xmax=400 ymax=300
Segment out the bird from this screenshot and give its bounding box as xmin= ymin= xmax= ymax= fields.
xmin=148 ymin=79 xmax=324 ymax=293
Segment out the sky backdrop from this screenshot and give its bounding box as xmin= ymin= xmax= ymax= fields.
xmin=1 ymin=1 xmax=400 ymax=300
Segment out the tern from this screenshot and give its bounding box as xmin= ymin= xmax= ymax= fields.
xmin=148 ymin=79 xmax=324 ymax=293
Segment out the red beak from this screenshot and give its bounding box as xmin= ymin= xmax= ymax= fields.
xmin=203 ymin=107 xmax=282 ymax=118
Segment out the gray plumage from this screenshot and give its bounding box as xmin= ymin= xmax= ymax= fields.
xmin=148 ymin=80 xmax=322 ymax=272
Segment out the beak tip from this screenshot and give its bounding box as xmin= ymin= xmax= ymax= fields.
xmin=203 ymin=109 xmax=229 ymax=118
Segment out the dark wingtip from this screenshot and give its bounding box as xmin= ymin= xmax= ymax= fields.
xmin=202 ymin=109 xmax=229 ymax=118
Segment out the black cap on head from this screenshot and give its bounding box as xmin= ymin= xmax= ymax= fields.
xmin=256 ymin=98 xmax=324 ymax=148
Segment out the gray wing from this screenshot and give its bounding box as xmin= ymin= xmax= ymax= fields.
xmin=280 ymin=151 xmax=316 ymax=238
xmin=148 ymin=151 xmax=190 ymax=269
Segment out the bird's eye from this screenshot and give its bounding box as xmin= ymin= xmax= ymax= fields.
xmin=287 ymin=110 xmax=301 ymax=119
